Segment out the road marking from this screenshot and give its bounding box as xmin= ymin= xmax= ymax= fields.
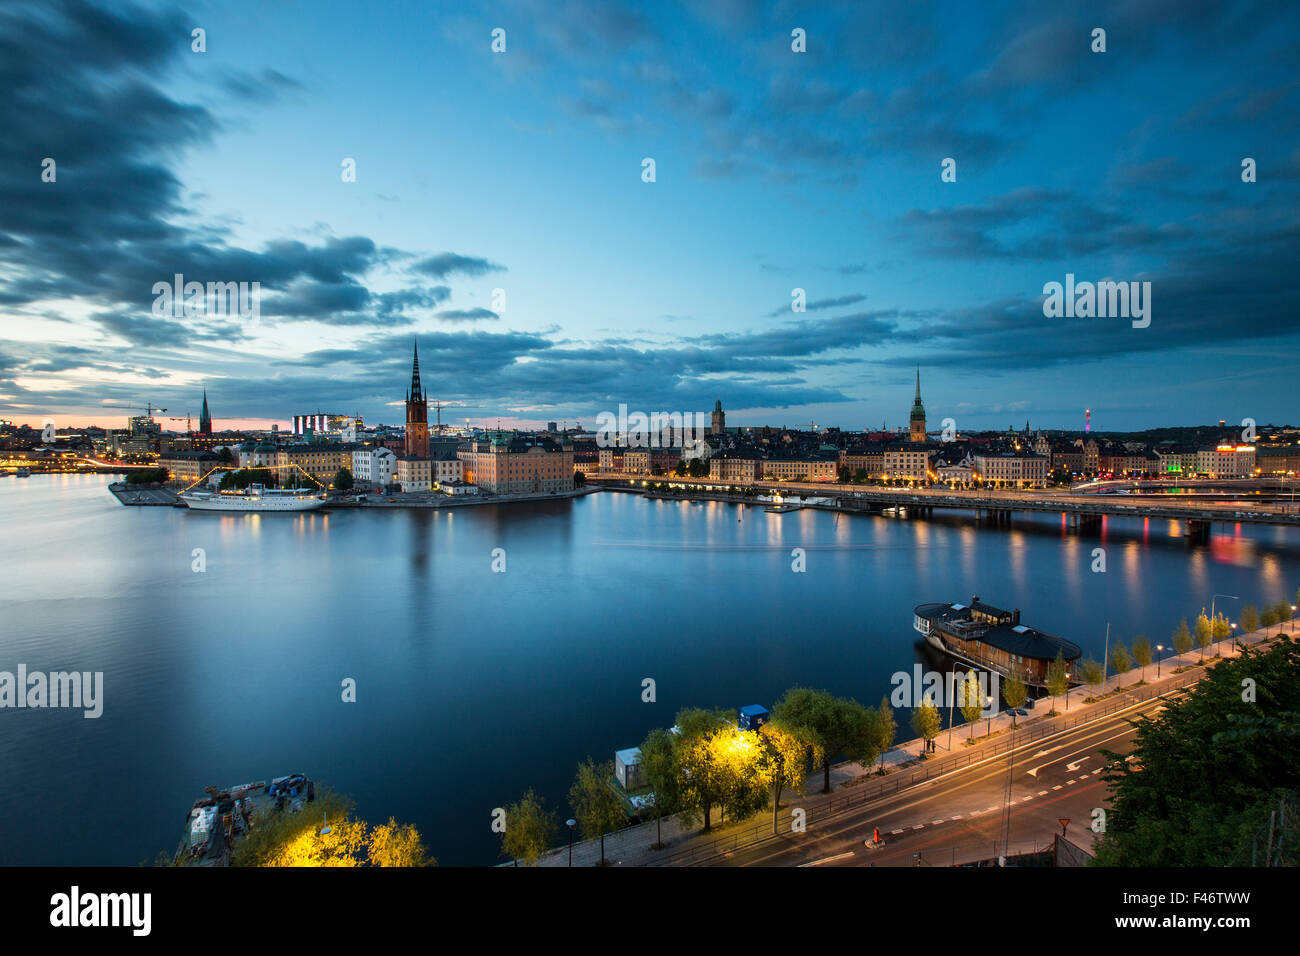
xmin=931 ymin=820 xmax=945 ymax=825
xmin=799 ymin=851 xmax=855 ymax=867
xmin=891 ymin=829 xmax=905 ymax=835
xmin=1065 ymin=756 xmax=1091 ymax=772
xmin=1038 ymin=790 xmax=1048 ymax=796
xmin=1067 ymin=779 xmax=1077 ymax=785
xmin=951 ymin=815 xmax=963 ymax=820
xmin=1052 ymin=785 xmax=1063 ymax=790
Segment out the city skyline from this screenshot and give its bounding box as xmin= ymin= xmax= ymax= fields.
xmin=3 ymin=1 xmax=1299 ymax=434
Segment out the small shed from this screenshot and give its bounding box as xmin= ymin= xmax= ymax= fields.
xmin=614 ymin=747 xmax=643 ymax=791
xmin=738 ymin=704 xmax=770 ymax=732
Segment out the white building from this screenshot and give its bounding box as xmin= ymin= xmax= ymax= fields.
xmin=352 ymin=446 xmax=397 ymax=488
xmin=1197 ymin=445 xmax=1255 ymax=478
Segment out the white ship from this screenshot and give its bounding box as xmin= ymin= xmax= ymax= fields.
xmin=181 ymin=483 xmax=326 ymax=512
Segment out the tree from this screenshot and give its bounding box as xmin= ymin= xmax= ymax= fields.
xmin=1109 ymin=641 xmax=1132 ymax=689
xmin=568 ymin=758 xmax=625 ymax=866
xmin=872 ymin=698 xmax=896 ymax=773
xmin=650 ymin=465 xmax=664 ymax=476
xmin=573 ymin=469 xmax=586 ymax=487
xmin=500 ymin=788 xmax=557 ymax=867
xmin=673 ymin=707 xmax=734 ymax=832
xmin=638 ymin=728 xmax=682 ymax=850
xmin=367 ymin=817 xmax=434 ymax=866
xmin=1092 ymin=637 xmax=1300 ymax=866
xmin=688 ymin=459 xmax=708 ymax=478
xmin=1132 ymin=634 xmax=1152 ymax=683
xmin=911 ymin=698 xmax=942 ymax=754
xmin=1045 ymin=651 xmax=1070 ymax=714
xmin=1172 ymin=619 xmax=1193 ymax=657
xmin=333 ymin=467 xmax=353 ymax=491
xmin=218 ymin=446 xmax=235 ymax=463
xmin=1003 ymin=673 xmax=1027 ymax=726
xmin=1195 ymin=610 xmax=1213 ymax=661
xmin=1240 ymin=604 xmax=1260 ymax=635
xmin=772 ymin=687 xmax=881 ymax=794
xmin=958 ymin=669 xmax=984 ymax=740
xmin=1274 ymin=602 xmax=1293 ymax=636
xmin=757 ymin=719 xmax=823 ymax=834
xmin=1081 ymin=657 xmax=1105 ymax=699
xmin=1211 ymin=613 xmax=1231 ymax=647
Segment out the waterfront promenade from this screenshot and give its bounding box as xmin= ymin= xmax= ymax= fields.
xmin=529 ymin=621 xmax=1293 ymax=867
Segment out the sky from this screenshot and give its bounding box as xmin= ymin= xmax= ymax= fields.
xmin=1 ymin=0 xmax=1298 ymax=434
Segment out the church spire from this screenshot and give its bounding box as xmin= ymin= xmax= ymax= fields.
xmin=914 ymin=365 xmax=921 ymax=404
xmin=409 ymin=339 xmax=423 ymax=400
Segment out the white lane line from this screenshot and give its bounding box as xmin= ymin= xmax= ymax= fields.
xmin=931 ymin=820 xmax=945 ymax=825
xmin=951 ymin=815 xmax=963 ymax=820
xmin=1052 ymin=785 xmax=1063 ymax=790
xmin=1038 ymin=791 xmax=1049 ymax=796
xmin=1067 ymin=780 xmax=1077 ymax=785
xmin=799 ymin=851 xmax=855 ymax=867
xmin=891 ymin=829 xmax=905 ymax=835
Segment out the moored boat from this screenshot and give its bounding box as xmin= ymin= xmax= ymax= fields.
xmin=181 ymin=483 xmax=325 ymax=512
xmin=913 ymin=596 xmax=1082 ymax=689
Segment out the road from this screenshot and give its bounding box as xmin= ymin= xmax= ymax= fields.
xmin=712 ymin=693 xmax=1171 ymax=867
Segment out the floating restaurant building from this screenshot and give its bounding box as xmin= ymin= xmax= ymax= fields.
xmin=913 ymin=597 xmax=1082 ymax=689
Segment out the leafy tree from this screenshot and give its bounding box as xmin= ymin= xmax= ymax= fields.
xmin=757 ymin=719 xmax=823 ymax=834
xmin=674 ymin=460 xmax=688 ymax=477
xmin=872 ymin=697 xmax=896 ymax=772
xmin=500 ymin=788 xmax=557 ymax=866
xmin=772 ymin=687 xmax=881 ymax=793
xmin=1240 ymin=604 xmax=1260 ymax=635
xmin=1003 ymin=673 xmax=1027 ymax=726
xmin=1109 ymin=642 xmax=1132 ymax=689
xmin=688 ymin=459 xmax=708 ymax=478
xmin=1172 ymin=619 xmax=1193 ymax=657
xmin=1211 ymin=613 xmax=1231 ymax=645
xmin=853 ymin=468 xmax=868 ymax=482
xmin=568 ymin=758 xmax=626 ymax=865
xmin=1274 ymin=602 xmax=1294 ymax=636
xmin=1045 ymin=651 xmax=1070 ymax=714
xmin=367 ymin=817 xmax=434 ymax=866
xmin=1132 ymin=634 xmax=1152 ymax=682
xmin=1092 ymin=637 xmax=1300 ymax=866
xmin=673 ymin=707 xmax=734 ymax=832
xmin=1081 ymin=657 xmax=1105 ymax=699
xmin=1195 ymin=610 xmax=1213 ymax=661
xmin=650 ymin=465 xmax=664 ymax=476
xmin=218 ymin=446 xmax=235 ymax=463
xmin=332 ymin=467 xmax=353 ymax=491
xmin=1261 ymin=605 xmax=1278 ymax=632
xmin=958 ymin=669 xmax=984 ymax=740
xmin=637 ymin=728 xmax=681 ymax=850
xmin=573 ymin=469 xmax=586 ymax=487
xmin=911 ymin=698 xmax=942 ymax=754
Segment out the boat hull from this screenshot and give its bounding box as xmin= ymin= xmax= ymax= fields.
xmin=182 ymin=493 xmax=325 ymax=512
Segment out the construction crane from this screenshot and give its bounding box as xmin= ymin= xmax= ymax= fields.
xmin=793 ymin=421 xmax=821 ymax=432
xmin=429 ymin=400 xmax=481 ymax=436
xmin=168 ymin=413 xmax=193 ymax=435
xmin=99 ymin=402 xmax=168 ymax=416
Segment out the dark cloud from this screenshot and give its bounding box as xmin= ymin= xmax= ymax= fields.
xmin=412 ymin=253 xmax=507 ymax=280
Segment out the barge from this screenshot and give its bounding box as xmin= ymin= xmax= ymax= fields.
xmin=174 ymin=772 xmax=313 ymax=866
xmin=913 ymin=596 xmax=1082 ymax=689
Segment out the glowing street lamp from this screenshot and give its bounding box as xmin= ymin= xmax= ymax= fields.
xmin=1156 ymin=644 xmax=1164 ymax=678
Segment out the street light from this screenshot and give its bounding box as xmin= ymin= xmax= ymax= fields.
xmin=1156 ymin=644 xmax=1164 ymax=678
xmin=566 ymin=818 xmax=577 ymax=867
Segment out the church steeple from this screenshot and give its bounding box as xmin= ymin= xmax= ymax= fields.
xmin=909 ymin=365 xmax=926 ymax=442
xmin=409 ymin=340 xmax=424 ymax=401
xmin=404 ymin=339 xmax=430 ymax=458
xmin=198 ymin=389 xmax=212 ymax=436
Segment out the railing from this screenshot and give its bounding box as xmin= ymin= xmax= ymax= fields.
xmin=643 ymin=669 xmax=1203 ymax=867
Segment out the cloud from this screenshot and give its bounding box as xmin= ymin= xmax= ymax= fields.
xmin=411 ymin=253 xmax=507 ymax=280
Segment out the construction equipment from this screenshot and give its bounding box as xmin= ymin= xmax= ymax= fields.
xmin=99 ymin=402 xmax=168 ymax=416
xmin=429 ymin=400 xmax=481 ymax=436
xmin=168 ymin=414 xmax=193 ymax=434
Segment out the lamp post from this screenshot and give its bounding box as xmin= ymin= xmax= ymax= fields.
xmin=1156 ymin=644 xmax=1164 ymax=679
xmin=566 ymin=818 xmax=576 ymax=867
xmin=985 ymin=695 xmax=994 ymax=737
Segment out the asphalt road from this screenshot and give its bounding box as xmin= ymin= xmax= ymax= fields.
xmin=712 ymin=694 xmax=1170 ymax=867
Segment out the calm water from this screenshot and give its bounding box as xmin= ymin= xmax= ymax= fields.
xmin=2 ymin=475 xmax=1297 ymax=865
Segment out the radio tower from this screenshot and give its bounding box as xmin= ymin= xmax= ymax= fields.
xmin=1085 ymin=408 xmax=1091 ymax=434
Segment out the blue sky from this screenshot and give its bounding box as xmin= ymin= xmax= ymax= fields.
xmin=2 ymin=0 xmax=1298 ymax=432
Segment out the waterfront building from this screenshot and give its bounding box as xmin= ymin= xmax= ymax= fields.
xmin=396 ymin=455 xmax=432 ymax=492
xmin=841 ymin=444 xmax=887 ymax=479
xmin=597 ymin=447 xmax=625 ymax=473
xmin=159 ymin=449 xmax=220 ymax=485
xmin=433 ymin=450 xmax=463 ymax=486
xmin=275 ymin=444 xmax=356 ymax=486
xmin=352 ymin=446 xmax=397 ymax=487
xmin=883 ymin=443 xmax=930 ymax=481
xmin=1256 ymin=443 xmax=1300 ymax=476
xmin=404 ymin=341 xmax=430 ymax=459
xmin=237 ymin=440 xmax=279 ymax=470
xmin=761 ymin=456 xmax=837 ymax=481
xmin=708 ymin=454 xmax=762 ymax=482
xmin=973 ymin=450 xmax=1049 ymax=487
xmin=913 ymin=597 xmax=1082 ymax=687
xmin=624 ymin=446 xmax=680 ymax=475
xmin=456 ymin=432 xmax=574 ymax=494
xmin=1197 ymin=444 xmax=1255 ymax=478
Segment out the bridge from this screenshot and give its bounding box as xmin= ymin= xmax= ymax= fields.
xmin=588 ymin=474 xmax=1300 ymax=538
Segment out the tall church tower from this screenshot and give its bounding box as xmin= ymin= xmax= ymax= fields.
xmin=711 ymin=398 xmax=725 ymax=435
xmin=909 ymin=366 xmax=927 ymax=442
xmin=405 ymin=340 xmax=429 ymax=458
xmin=198 ymin=389 xmax=212 ymax=436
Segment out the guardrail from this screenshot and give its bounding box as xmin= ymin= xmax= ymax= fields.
xmin=644 ymin=669 xmax=1204 ymax=867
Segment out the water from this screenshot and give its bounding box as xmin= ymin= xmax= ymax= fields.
xmin=2 ymin=474 xmax=1297 ymax=865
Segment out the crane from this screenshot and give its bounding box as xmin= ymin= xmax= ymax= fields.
xmin=429 ymin=400 xmax=482 ymax=436
xmin=168 ymin=413 xmax=193 ymax=435
xmin=99 ymin=402 xmax=168 ymax=416
xmin=792 ymin=421 xmax=821 ymax=432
